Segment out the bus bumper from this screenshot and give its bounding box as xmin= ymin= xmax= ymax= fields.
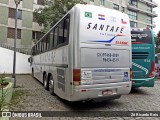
xmin=69 ymin=82 xmax=131 ymax=102
xmin=132 ymin=77 xmax=155 ymax=88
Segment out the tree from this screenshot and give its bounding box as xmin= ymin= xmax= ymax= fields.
xmin=155 ymin=31 xmax=160 ymax=53
xmin=34 ymin=0 xmax=85 ymax=32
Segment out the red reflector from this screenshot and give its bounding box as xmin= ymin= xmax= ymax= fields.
xmin=73 ymin=69 xmax=80 ymax=81
xmin=81 ymin=89 xmax=87 ymax=92
xmin=148 ymin=61 xmax=155 ymax=78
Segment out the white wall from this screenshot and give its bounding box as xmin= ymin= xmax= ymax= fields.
xmin=0 ymin=47 xmax=31 ymax=74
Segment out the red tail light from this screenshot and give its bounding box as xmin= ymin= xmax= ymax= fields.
xmin=73 ymin=69 xmax=80 ymax=86
xmin=148 ymin=61 xmax=155 ymax=78
xmin=130 ymin=68 xmax=132 ymax=81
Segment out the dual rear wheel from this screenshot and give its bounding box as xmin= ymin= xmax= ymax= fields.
xmin=43 ymin=74 xmax=55 ymax=95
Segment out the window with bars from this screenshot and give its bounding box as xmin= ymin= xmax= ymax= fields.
xmin=128 ymin=0 xmax=137 ymax=7
xmin=33 ymin=0 xmax=37 ymax=4
xmin=128 ymin=10 xmax=137 ymax=20
xmin=7 ymin=28 xmax=21 ymax=39
xmin=33 ymin=0 xmax=44 ymax=5
xmin=32 ymin=31 xmax=44 ymax=40
xmin=100 ymin=0 xmax=105 ymax=6
xmin=147 ymin=5 xmax=152 ymax=12
xmin=37 ymin=0 xmax=45 ymax=5
xmin=9 ymin=8 xmax=22 ymax=19
xmin=33 ymin=12 xmax=38 ymax=22
xmin=147 ymin=16 xmax=152 ymax=24
xmin=130 ymin=21 xmax=137 ymax=28
xmin=113 ymin=4 xmax=119 ymax=10
xmin=147 ymin=25 xmax=152 ymax=29
xmin=121 ymin=7 xmax=125 ymax=12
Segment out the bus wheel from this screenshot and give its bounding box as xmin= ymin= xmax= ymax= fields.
xmin=49 ymin=75 xmax=55 ymax=95
xmin=43 ymin=73 xmax=49 ymax=90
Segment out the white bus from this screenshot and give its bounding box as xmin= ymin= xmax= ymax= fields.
xmin=29 ymin=4 xmax=132 ymax=102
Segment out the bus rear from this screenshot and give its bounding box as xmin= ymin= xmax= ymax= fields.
xmin=71 ymin=4 xmax=132 ymax=101
xmin=131 ymin=28 xmax=155 ymax=88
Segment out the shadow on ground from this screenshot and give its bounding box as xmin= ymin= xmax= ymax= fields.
xmin=55 ymin=96 xmax=124 ymax=111
xmin=130 ymin=88 xmax=151 ymax=95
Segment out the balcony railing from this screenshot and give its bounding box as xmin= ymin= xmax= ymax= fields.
xmin=0 ymin=43 xmax=31 ymax=55
xmin=139 ymin=0 xmax=158 ymax=7
xmin=129 ymin=19 xmax=156 ymax=28
xmin=127 ymin=3 xmax=158 ymax=17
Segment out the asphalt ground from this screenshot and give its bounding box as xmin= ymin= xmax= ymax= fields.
xmin=9 ymin=75 xmax=160 ymax=120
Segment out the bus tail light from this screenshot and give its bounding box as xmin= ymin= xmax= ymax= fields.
xmin=148 ymin=61 xmax=155 ymax=78
xmin=73 ymin=69 xmax=81 ymax=86
xmin=130 ymin=68 xmax=132 ymax=81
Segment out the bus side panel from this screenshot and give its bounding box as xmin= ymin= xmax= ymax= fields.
xmin=53 ymin=46 xmax=70 ymax=100
xmin=55 ymin=8 xmax=74 ymax=101
xmin=33 ymin=55 xmax=43 ymax=83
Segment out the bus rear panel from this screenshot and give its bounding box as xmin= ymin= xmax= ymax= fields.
xmin=131 ymin=28 xmax=155 ymax=88
xmin=70 ymin=4 xmax=132 ymax=101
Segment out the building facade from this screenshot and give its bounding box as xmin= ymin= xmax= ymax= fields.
xmin=0 ymin=0 xmax=158 ymax=49
xmin=84 ymin=0 xmax=157 ymax=29
xmin=0 ymin=0 xmax=44 ymax=49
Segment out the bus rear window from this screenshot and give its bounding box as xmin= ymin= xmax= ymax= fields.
xmin=131 ymin=30 xmax=152 ymax=44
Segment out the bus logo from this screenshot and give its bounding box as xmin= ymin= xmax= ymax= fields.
xmin=90 ymin=34 xmax=125 ymax=43
xmin=85 ymin=12 xmax=92 ymax=18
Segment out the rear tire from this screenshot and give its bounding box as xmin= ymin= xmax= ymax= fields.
xmin=43 ymin=73 xmax=49 ymax=90
xmin=49 ymin=75 xmax=55 ymax=95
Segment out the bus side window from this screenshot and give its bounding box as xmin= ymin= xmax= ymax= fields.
xmin=52 ymin=29 xmax=55 ymax=49
xmin=32 ymin=46 xmax=35 ymax=55
xmin=49 ymin=31 xmax=53 ymax=50
xmin=35 ymin=45 xmax=37 ymax=55
xmin=39 ymin=42 xmax=41 ymax=53
xmin=42 ymin=38 xmax=46 ymax=52
xmin=41 ymin=41 xmax=43 ymax=53
xmin=54 ymin=27 xmax=58 ymax=48
xmin=58 ymin=20 xmax=64 ymax=45
xmin=46 ymin=35 xmax=49 ymax=51
xmin=63 ymin=17 xmax=70 ymax=44
xmin=57 ymin=15 xmax=70 ymax=48
xmin=37 ymin=43 xmax=40 ymax=54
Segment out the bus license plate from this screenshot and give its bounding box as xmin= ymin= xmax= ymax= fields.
xmin=102 ymin=90 xmax=112 ymax=95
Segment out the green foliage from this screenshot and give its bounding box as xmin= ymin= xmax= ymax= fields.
xmin=155 ymin=31 xmax=160 ymax=53
xmin=0 ymin=74 xmax=9 ymax=87
xmin=10 ymin=89 xmax=28 ymax=110
xmin=34 ymin=0 xmax=85 ymax=32
xmin=0 ymin=74 xmax=9 ymax=111
xmin=0 ymin=79 xmax=9 ymax=86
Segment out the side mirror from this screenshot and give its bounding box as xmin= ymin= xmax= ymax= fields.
xmin=28 ymin=57 xmax=32 ymax=63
